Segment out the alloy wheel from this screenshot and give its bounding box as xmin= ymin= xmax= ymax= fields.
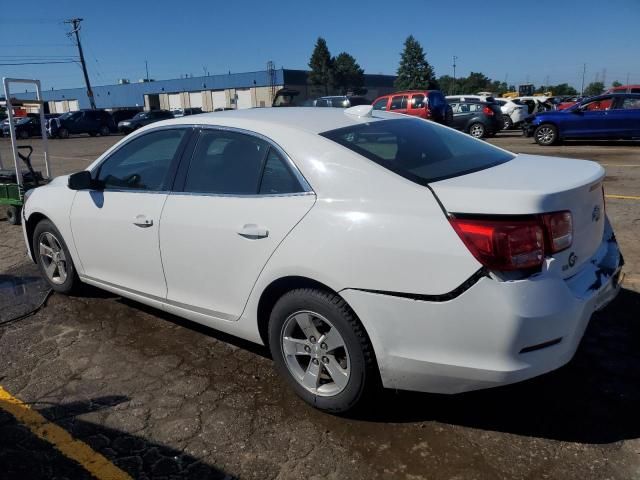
xmin=536 ymin=126 xmax=555 ymax=145
xmin=280 ymin=310 xmax=351 ymax=397
xmin=470 ymin=124 xmax=484 ymax=138
xmin=38 ymin=232 xmax=68 ymax=285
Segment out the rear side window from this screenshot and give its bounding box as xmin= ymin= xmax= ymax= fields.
xmin=372 ymin=98 xmax=388 ymax=110
xmin=259 ymin=149 xmax=304 ymax=194
xmin=184 ymin=130 xmax=268 ymax=194
xmin=428 ymin=92 xmax=444 ymax=109
xmin=411 ymin=94 xmax=426 ymax=109
xmin=320 ymin=118 xmax=514 ymax=185
xmin=389 ymin=96 xmax=407 ymax=110
xmin=620 ymin=97 xmax=640 ymax=110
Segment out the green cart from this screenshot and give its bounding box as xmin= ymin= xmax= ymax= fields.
xmin=1 ymin=77 xmax=52 ymax=225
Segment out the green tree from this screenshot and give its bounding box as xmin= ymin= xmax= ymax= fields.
xmin=395 ymin=35 xmax=437 ymax=90
xmin=333 ymin=52 xmax=364 ymax=94
xmin=550 ymin=83 xmax=578 ymax=96
xmin=584 ymin=81 xmax=604 ymax=96
xmin=612 ymin=80 xmax=622 ymax=88
xmin=308 ymin=37 xmax=334 ymax=95
xmin=459 ymin=72 xmax=492 ymax=94
xmin=437 ymin=75 xmax=455 ymax=94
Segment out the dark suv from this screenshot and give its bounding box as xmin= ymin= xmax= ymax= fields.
xmin=117 ymin=110 xmax=174 ymax=134
xmin=47 ymin=109 xmax=115 ymax=139
xmin=372 ymin=90 xmax=453 ymax=125
xmin=446 ymin=100 xmax=504 ymax=138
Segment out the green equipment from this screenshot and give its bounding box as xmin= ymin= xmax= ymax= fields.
xmin=1 ymin=78 xmax=52 ymax=225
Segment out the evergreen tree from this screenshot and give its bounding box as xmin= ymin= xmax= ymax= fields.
xmin=584 ymin=81 xmax=604 ymax=96
xmin=333 ymin=52 xmax=364 ymax=94
xmin=395 ymin=35 xmax=436 ymax=90
xmin=612 ymin=80 xmax=622 ymax=88
xmin=308 ymin=37 xmax=334 ymax=95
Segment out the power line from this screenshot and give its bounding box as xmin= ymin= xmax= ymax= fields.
xmin=0 ymin=60 xmax=78 ymax=66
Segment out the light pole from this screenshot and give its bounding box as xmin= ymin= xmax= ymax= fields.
xmin=452 ymin=55 xmax=458 ymax=95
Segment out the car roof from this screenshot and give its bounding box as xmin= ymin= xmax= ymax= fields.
xmin=165 ymin=107 xmax=390 ymax=134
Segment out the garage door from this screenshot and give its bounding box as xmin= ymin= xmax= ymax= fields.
xmin=54 ymin=101 xmax=67 ymax=113
xmin=69 ymin=100 xmax=80 ymax=111
xmin=236 ymin=89 xmax=252 ymax=109
xmin=188 ymin=92 xmax=203 ymax=109
xmin=168 ymin=93 xmax=182 ymax=110
xmin=212 ymin=91 xmax=226 ymax=110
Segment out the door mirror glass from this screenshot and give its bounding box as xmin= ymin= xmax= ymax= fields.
xmin=68 ymin=170 xmax=94 ymax=190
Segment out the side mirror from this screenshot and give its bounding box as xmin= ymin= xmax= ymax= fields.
xmin=68 ymin=171 xmax=96 ymax=190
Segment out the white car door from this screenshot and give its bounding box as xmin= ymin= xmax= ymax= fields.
xmin=160 ymin=128 xmax=315 ymax=321
xmin=70 ymin=127 xmax=190 ymax=298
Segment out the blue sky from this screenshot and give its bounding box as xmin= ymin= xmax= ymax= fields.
xmin=1 ymin=0 xmax=638 ymax=91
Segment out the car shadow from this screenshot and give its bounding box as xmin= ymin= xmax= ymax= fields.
xmin=0 ymin=394 xmax=230 ymax=479
xmin=352 ymin=287 xmax=640 ymax=444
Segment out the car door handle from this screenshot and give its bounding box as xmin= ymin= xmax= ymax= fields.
xmin=133 ymin=215 xmax=154 ymax=228
xmin=238 ymin=224 xmax=269 ymax=239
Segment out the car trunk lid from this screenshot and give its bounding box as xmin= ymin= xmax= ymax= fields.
xmin=430 ymin=154 xmax=606 ymax=278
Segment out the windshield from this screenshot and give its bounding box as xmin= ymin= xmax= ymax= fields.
xmin=132 ymin=112 xmax=149 ymax=120
xmin=16 ymin=117 xmax=34 ymax=124
xmin=59 ymin=111 xmax=78 ymax=120
xmin=320 ymin=118 xmax=514 ymax=185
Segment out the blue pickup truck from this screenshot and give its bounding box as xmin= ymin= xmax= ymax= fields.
xmin=523 ymin=93 xmax=640 ymax=145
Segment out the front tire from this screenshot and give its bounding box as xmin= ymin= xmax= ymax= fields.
xmin=534 ymin=124 xmax=558 ymax=145
xmin=18 ymin=130 xmax=29 ymax=139
xmin=468 ymin=122 xmax=486 ymax=138
xmin=99 ymin=125 xmax=110 ymax=136
xmin=58 ymin=128 xmax=69 ymax=139
xmin=33 ymin=220 xmax=79 ymax=294
xmin=268 ymin=288 xmax=377 ymax=413
xmin=503 ymin=116 xmax=513 ymax=130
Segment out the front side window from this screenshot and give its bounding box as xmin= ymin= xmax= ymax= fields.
xmin=96 ymin=129 xmax=186 ymax=191
xmin=389 ymin=96 xmax=407 ymax=110
xmin=321 ymin=118 xmax=514 ymax=185
xmin=184 ymin=130 xmax=268 ymax=194
xmin=372 ymin=98 xmax=388 ymax=110
xmin=582 ymin=97 xmax=613 ymax=111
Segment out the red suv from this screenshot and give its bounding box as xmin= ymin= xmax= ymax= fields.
xmin=372 ymin=90 xmax=453 ymax=125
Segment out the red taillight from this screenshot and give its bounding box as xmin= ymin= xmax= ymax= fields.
xmin=483 ymin=106 xmax=494 ymax=116
xmin=542 ymin=211 xmax=573 ymax=253
xmin=450 ymin=211 xmax=573 ymax=271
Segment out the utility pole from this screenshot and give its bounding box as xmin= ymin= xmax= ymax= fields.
xmin=581 ymin=63 xmax=586 ymax=95
xmin=627 ymin=72 xmax=630 ymax=85
xmin=65 ymin=17 xmax=96 ymax=109
xmin=145 ymin=60 xmax=150 ymax=82
xmin=452 ymin=55 xmax=458 ymax=95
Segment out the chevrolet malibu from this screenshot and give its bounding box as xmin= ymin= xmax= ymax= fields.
xmin=22 ymin=106 xmax=623 ymax=412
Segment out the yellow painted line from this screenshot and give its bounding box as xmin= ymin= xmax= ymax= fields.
xmin=605 ymin=194 xmax=640 ymax=200
xmin=0 ymin=386 xmax=132 ymax=480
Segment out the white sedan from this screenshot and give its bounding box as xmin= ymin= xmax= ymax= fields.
xmin=22 ymin=106 xmax=623 ymax=412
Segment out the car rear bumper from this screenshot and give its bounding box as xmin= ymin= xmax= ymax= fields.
xmin=341 ymin=222 xmax=622 ymax=394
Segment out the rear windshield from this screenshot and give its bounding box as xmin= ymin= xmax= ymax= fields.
xmin=320 ymin=118 xmax=514 ymax=184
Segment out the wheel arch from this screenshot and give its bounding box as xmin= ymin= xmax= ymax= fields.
xmin=256 ymin=275 xmax=351 ymax=349
xmin=25 ymin=211 xmax=50 ymax=262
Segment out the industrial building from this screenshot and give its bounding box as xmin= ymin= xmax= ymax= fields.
xmin=4 ymin=68 xmax=396 ymax=114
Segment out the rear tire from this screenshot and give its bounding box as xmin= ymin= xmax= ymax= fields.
xmin=268 ymin=288 xmax=377 ymax=413
xmin=32 ymin=219 xmax=79 ymax=294
xmin=6 ymin=206 xmax=21 ymax=225
xmin=99 ymin=125 xmax=110 ymax=136
xmin=18 ymin=130 xmax=29 ymax=139
xmin=503 ymin=116 xmax=513 ymax=130
xmin=534 ymin=124 xmax=558 ymax=145
xmin=468 ymin=122 xmax=486 ymax=138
